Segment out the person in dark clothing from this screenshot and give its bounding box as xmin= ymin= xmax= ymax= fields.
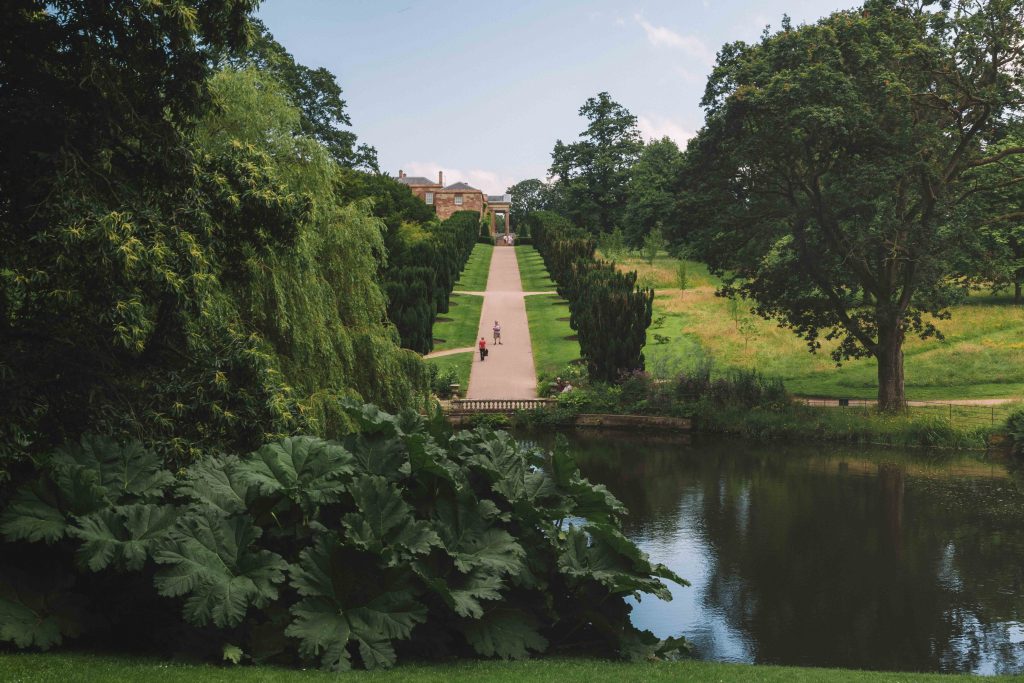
xmin=478 ymin=337 xmax=487 ymax=361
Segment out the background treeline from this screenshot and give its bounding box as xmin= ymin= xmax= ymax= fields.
xmin=532 ymin=213 xmax=653 ymax=382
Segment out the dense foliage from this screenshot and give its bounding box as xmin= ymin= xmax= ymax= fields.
xmin=621 ymin=138 xmax=685 ymax=248
xmin=548 ymin=93 xmax=644 ymax=234
xmin=216 ymin=18 xmax=379 ymax=170
xmin=506 ymin=179 xmax=554 ymax=237
xmin=0 ymin=404 xmax=687 ymax=670
xmin=0 ymin=4 xmax=429 ymax=477
xmin=533 ymin=214 xmax=654 ymax=382
xmin=676 ymin=0 xmax=1024 ymax=410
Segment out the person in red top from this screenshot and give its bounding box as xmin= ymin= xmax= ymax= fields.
xmin=478 ymin=337 xmax=487 ymax=361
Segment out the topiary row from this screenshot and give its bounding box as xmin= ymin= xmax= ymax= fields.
xmin=383 ymin=211 xmax=481 ymax=354
xmin=532 ymin=212 xmax=654 ymax=382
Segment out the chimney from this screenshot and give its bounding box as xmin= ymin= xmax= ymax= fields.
xmin=438 ymin=171 xmax=444 ymax=186
xmin=398 ymin=169 xmax=405 ymax=178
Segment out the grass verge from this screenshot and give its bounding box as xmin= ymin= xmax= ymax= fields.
xmin=424 ymin=351 xmax=473 ymax=397
xmin=516 ymin=246 xmax=557 ymax=292
xmin=3 ymin=653 xmax=1016 ymax=683
xmin=524 ymin=294 xmax=580 ymax=381
xmin=2 ymin=651 xmax=1015 ymax=683
xmin=432 ymin=293 xmax=482 ymax=352
xmin=454 ymin=243 xmax=493 ymax=292
xmin=612 ymin=252 xmax=1024 ymax=401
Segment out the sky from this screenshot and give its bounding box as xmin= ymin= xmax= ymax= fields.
xmin=257 ymin=0 xmax=861 ymax=195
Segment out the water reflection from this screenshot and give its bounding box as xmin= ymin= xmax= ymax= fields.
xmin=542 ymin=432 xmax=1024 ymax=675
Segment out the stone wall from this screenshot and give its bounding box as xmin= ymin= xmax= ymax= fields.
xmin=434 ymin=190 xmax=485 ymax=221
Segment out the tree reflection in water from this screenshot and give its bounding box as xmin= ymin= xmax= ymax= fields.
xmin=539 ymin=432 xmax=1024 ymax=675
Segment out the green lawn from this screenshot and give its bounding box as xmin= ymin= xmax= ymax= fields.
xmin=516 ymin=246 xmax=557 ymax=292
xmin=524 ymin=293 xmax=580 ymax=380
xmin=2 ymin=653 xmax=1016 ymax=683
xmin=432 ymin=293 xmax=482 ymax=352
xmin=424 ymin=351 xmax=473 ymax=397
xmin=613 ymin=252 xmax=1024 ymax=401
xmin=454 ymin=243 xmax=493 ymax=292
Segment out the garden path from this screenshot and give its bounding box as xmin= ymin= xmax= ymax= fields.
xmin=466 ymin=246 xmax=537 ymax=399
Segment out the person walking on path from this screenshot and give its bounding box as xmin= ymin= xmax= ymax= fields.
xmin=492 ymin=320 xmax=502 ymax=345
xmin=478 ymin=337 xmax=487 ymax=361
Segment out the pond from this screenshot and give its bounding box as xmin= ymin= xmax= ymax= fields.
xmin=544 ymin=432 xmax=1024 ymax=675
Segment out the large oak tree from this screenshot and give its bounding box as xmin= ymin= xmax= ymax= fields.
xmin=549 ymin=92 xmax=643 ymax=234
xmin=681 ymin=0 xmax=1024 ymax=410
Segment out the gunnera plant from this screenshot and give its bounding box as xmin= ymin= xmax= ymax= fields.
xmin=0 ymin=401 xmax=687 ymax=670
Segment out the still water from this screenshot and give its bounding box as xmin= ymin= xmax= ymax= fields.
xmin=551 ymin=432 xmax=1024 ymax=675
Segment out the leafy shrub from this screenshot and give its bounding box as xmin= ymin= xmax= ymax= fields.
xmin=1005 ymin=409 xmax=1024 ymax=456
xmin=428 ymin=365 xmax=460 ymax=399
xmin=0 ymin=402 xmax=687 ymax=669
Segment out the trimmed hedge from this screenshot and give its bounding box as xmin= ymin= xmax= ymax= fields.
xmin=384 ymin=211 xmax=480 ymax=353
xmin=532 ymin=212 xmax=653 ymax=382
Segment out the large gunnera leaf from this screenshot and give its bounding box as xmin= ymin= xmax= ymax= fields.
xmin=434 ymin=497 xmax=525 ymax=576
xmin=286 ymin=537 xmax=426 ymax=671
xmin=154 ymin=512 xmax=288 ymax=628
xmin=69 ymin=504 xmax=179 ymax=571
xmin=341 ymin=476 xmax=440 ymax=565
xmin=558 ymin=525 xmax=685 ymax=600
xmin=51 ymin=435 xmax=174 ymax=501
xmin=239 ymin=436 xmax=354 ymax=513
xmin=178 ymin=455 xmax=253 ymax=516
xmin=0 ymin=569 xmax=85 ymax=650
xmin=0 ymin=436 xmax=172 ymax=543
xmin=460 ymin=606 xmax=548 ymax=659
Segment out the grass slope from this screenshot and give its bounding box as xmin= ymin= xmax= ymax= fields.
xmin=454 ymin=243 xmax=493 ymax=292
xmin=516 ymin=246 xmax=557 ymax=292
xmin=524 ymin=294 xmax=580 ymax=381
xmin=612 ymin=252 xmax=1024 ymax=401
xmin=432 ymin=293 xmax=482 ymax=352
xmin=2 ymin=653 xmax=1017 ymax=683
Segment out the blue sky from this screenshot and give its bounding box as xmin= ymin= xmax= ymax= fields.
xmin=257 ymin=0 xmax=859 ymax=195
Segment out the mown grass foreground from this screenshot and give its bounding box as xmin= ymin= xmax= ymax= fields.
xmin=611 ymin=251 xmax=1024 ymax=401
xmin=6 ymin=653 xmax=1021 ymax=683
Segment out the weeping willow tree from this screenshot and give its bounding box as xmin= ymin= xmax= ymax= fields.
xmin=197 ymin=68 xmax=427 ymax=433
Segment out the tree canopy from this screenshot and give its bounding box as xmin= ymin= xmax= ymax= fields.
xmin=217 ymin=18 xmax=379 ymax=170
xmin=0 ymin=4 xmax=427 ymax=471
xmin=621 ymin=137 xmax=685 ymax=247
xmin=679 ymin=0 xmax=1024 ymax=410
xmin=549 ymin=92 xmax=643 ymax=234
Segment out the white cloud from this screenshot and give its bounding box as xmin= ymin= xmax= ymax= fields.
xmin=634 ymin=14 xmax=715 ymax=65
xmin=401 ymin=161 xmax=517 ymax=196
xmin=637 ymin=115 xmax=695 ymax=146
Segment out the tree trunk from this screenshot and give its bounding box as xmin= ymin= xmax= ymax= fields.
xmin=1015 ymin=277 xmax=1022 ymax=305
xmin=876 ymin=322 xmax=906 ymax=412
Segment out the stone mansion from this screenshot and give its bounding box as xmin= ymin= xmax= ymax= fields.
xmin=396 ymin=170 xmax=511 ymax=235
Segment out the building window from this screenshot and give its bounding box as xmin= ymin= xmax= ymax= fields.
xmin=454 ymin=194 xmax=463 ymax=205
xmin=425 ymin=192 xmax=434 ymax=205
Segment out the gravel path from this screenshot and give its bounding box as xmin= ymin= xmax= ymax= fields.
xmin=466 ymin=247 xmax=538 ymax=399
